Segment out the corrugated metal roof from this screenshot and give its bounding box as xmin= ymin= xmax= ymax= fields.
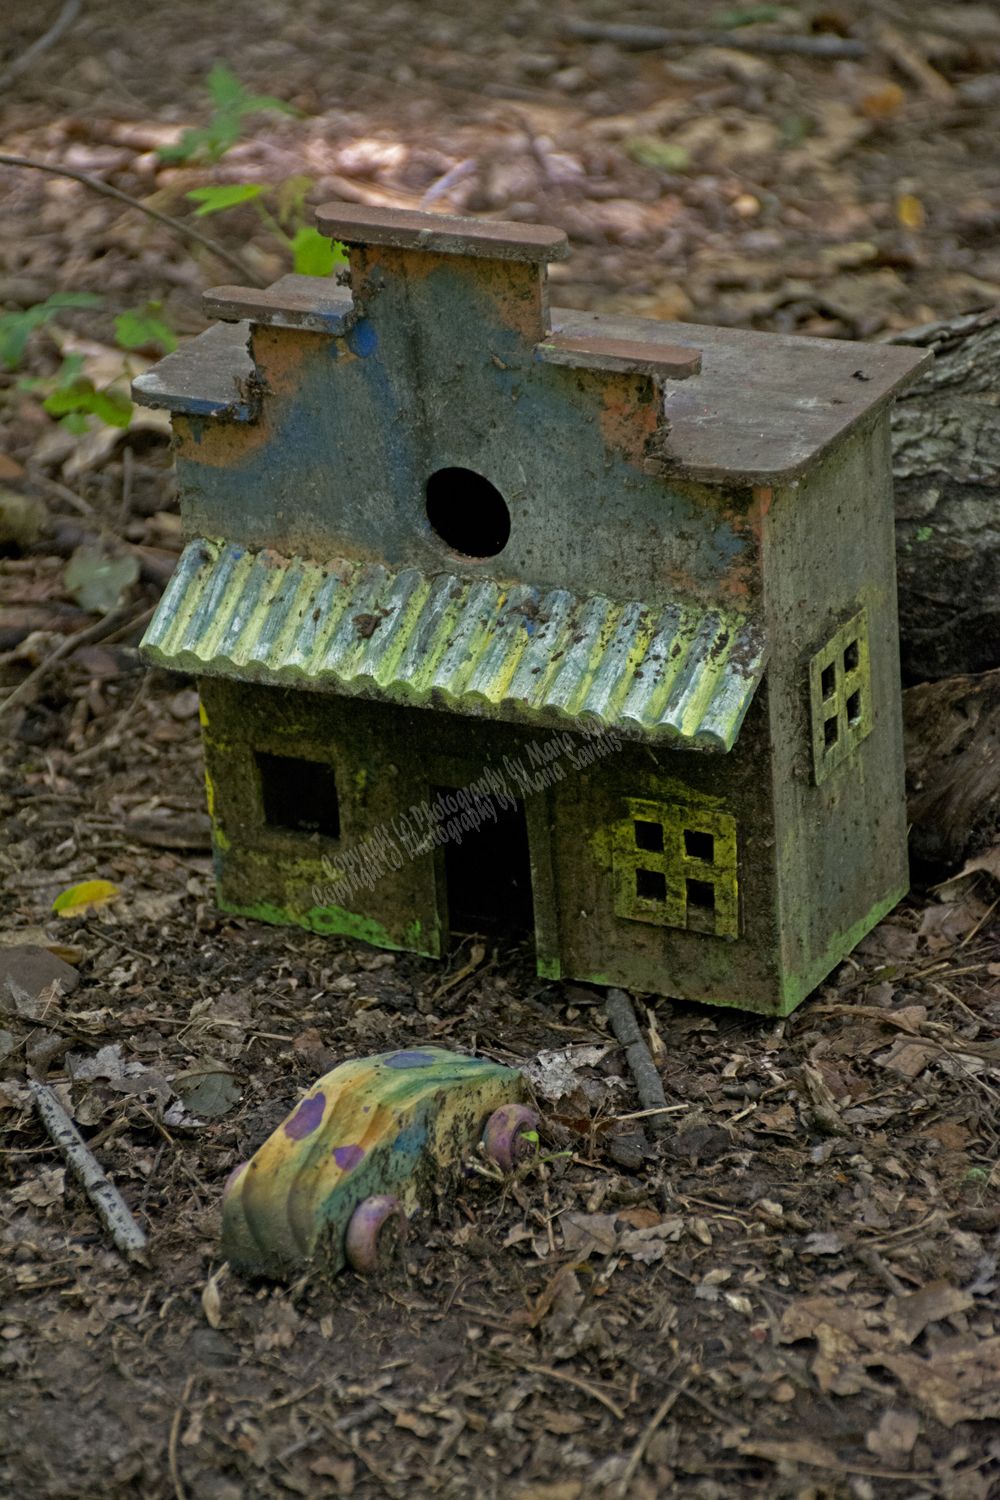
xmin=141 ymin=539 xmax=768 ymax=750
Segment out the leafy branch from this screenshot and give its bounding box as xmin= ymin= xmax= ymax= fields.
xmin=186 ymin=177 xmax=346 ymax=277
xmin=157 ymin=64 xmax=298 ymax=166
xmin=0 ymin=153 xmax=268 ymax=287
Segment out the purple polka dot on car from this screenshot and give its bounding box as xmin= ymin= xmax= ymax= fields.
xmin=284 ymin=1092 xmax=326 ymax=1140
xmin=384 ymin=1051 xmax=434 ymax=1069
xmin=333 ymin=1144 xmax=365 ymax=1171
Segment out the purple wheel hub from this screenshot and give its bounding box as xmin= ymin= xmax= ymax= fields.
xmin=345 ymin=1195 xmax=407 ymax=1275
xmin=483 ymin=1104 xmax=537 ymax=1172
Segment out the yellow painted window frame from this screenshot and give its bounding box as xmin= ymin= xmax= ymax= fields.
xmin=612 ymin=797 xmax=739 ymax=938
xmin=809 ymin=608 xmax=873 ymax=785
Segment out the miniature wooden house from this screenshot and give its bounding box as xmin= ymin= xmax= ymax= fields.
xmin=134 ymin=205 xmax=930 ymax=1017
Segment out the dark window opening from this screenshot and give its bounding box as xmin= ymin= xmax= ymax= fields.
xmin=844 ymin=639 xmax=859 ymax=674
xmin=821 ymin=662 xmax=836 ymax=699
xmin=436 ymin=785 xmax=533 ymax=938
xmin=686 ymin=878 xmax=715 ymax=911
xmin=684 ymin=829 xmax=714 ymax=862
xmin=847 ymin=689 xmax=862 ymax=724
xmin=634 ymin=819 xmax=663 ymax=853
xmin=636 ymin=868 xmax=667 ymax=903
xmin=425 ymin=467 xmax=511 ymax=558
xmin=257 ymin=752 xmax=340 ymax=837
xmin=824 ymin=714 xmax=839 ymax=749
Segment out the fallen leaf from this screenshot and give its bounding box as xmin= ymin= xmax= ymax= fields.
xmin=9 ymin=1166 xmax=65 ymax=1208
xmin=865 ymin=1407 xmax=921 ymax=1462
xmin=884 ymin=1281 xmax=975 ymax=1346
xmin=310 ymin=1454 xmax=355 ymax=1488
xmin=559 ymin=1211 xmax=618 ymax=1257
xmin=921 ymin=1121 xmax=971 ymax=1151
xmin=876 ymin=1037 xmax=937 ymax=1078
xmin=740 ymin=1438 xmax=838 ymax=1466
xmin=201 ymin=1263 xmax=228 ymax=1329
xmin=173 ymin=1060 xmax=242 ymax=1117
xmin=395 ymin=1411 xmax=435 ymax=1439
xmin=64 ymin=544 xmax=139 ymax=614
xmin=897 ymin=194 xmax=926 ymax=231
xmin=515 ymin=1486 xmax=582 ymax=1500
xmin=800 ymin=1230 xmax=848 ymax=1256
xmin=542 ymin=1412 xmax=587 ymax=1435
xmin=862 ymin=83 xmax=906 ymax=117
xmin=616 ymin=1207 xmax=662 ymax=1229
xmin=52 ymin=880 xmax=120 ymax=917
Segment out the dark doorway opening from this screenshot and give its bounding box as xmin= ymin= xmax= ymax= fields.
xmin=425 ymin=467 xmax=511 ymax=558
xmin=256 ymin=752 xmax=340 ymax=838
xmin=435 ymin=786 xmax=534 ymax=938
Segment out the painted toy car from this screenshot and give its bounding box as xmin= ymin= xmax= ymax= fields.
xmin=221 ymin=1046 xmax=535 ymax=1278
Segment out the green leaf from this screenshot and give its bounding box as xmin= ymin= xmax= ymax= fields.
xmin=240 ymin=92 xmax=298 ymax=117
xmin=53 ymin=879 xmax=121 ymax=915
xmin=276 ymin=174 xmax=315 ymax=228
xmin=39 ymin=293 xmax=104 ymax=312
xmin=43 ymin=377 xmax=133 ymax=429
xmin=115 ymin=304 xmax=178 ymax=354
xmin=624 ymin=136 xmax=690 ymax=172
xmin=291 ymin=225 xmax=337 ymax=277
xmin=206 ymin=62 xmax=246 ymax=110
xmin=56 ymin=352 xmax=85 ymax=388
xmin=64 ymin=544 xmax=140 ymax=613
xmin=713 ymin=4 xmax=780 ymax=26
xmin=0 ymin=293 xmax=102 ymax=368
xmin=60 ymin=413 xmax=90 ymax=434
xmin=186 ymin=182 xmax=268 ymax=216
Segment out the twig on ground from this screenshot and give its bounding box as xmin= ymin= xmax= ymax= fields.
xmin=0 ymin=0 xmax=82 ymax=93
xmin=506 ymin=1358 xmax=626 ymax=1419
xmin=169 ymin=1373 xmax=196 ymax=1500
xmin=616 ymin=1372 xmax=688 ymax=1498
xmin=854 ymin=1245 xmax=908 ymax=1296
xmin=0 ymin=601 xmax=151 ymax=719
xmin=561 ymin=19 xmax=865 ymax=56
xmin=605 ymin=988 xmax=671 ymax=1138
xmin=25 ymin=469 xmax=94 ymax=516
xmin=28 ymin=1079 xmax=150 ymax=1264
xmin=118 ymin=446 xmax=134 ymax=529
xmin=72 ymin=668 xmax=152 ymax=761
xmin=0 ymin=153 xmax=267 ymax=288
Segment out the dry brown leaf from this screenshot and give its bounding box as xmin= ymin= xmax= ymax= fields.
xmin=542 ymin=1411 xmax=587 ymax=1435
xmin=884 ymin=1281 xmax=975 ymax=1345
xmin=877 ymin=1037 xmax=938 ymax=1077
xmin=395 ymin=1411 xmax=436 ymax=1439
xmin=740 ymin=1438 xmax=839 ymax=1467
xmin=201 ymin=1263 xmax=228 ymax=1329
xmin=865 ymin=1407 xmax=921 ymax=1462
xmin=559 ymin=1211 xmax=618 ymax=1258
xmin=862 ymin=83 xmax=906 ymax=118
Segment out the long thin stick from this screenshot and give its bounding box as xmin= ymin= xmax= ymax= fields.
xmin=616 ymin=1376 xmax=688 ymax=1497
xmin=0 ymin=153 xmax=267 ymax=288
xmin=561 ymin=19 xmax=865 ymax=56
xmin=605 ymin=988 xmax=671 ymax=1138
xmin=169 ymin=1373 xmax=196 ymax=1500
xmin=509 ymin=1359 xmax=625 ymax=1420
xmin=0 ymin=0 xmax=82 ymax=93
xmin=0 ymin=600 xmax=149 ymax=719
xmin=28 ymin=1079 xmax=150 ymax=1264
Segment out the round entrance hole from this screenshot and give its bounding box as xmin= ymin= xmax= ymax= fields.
xmin=425 ymin=467 xmax=511 ymax=559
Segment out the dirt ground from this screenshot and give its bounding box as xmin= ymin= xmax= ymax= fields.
xmin=2 ymin=2 xmax=1000 ymax=1498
